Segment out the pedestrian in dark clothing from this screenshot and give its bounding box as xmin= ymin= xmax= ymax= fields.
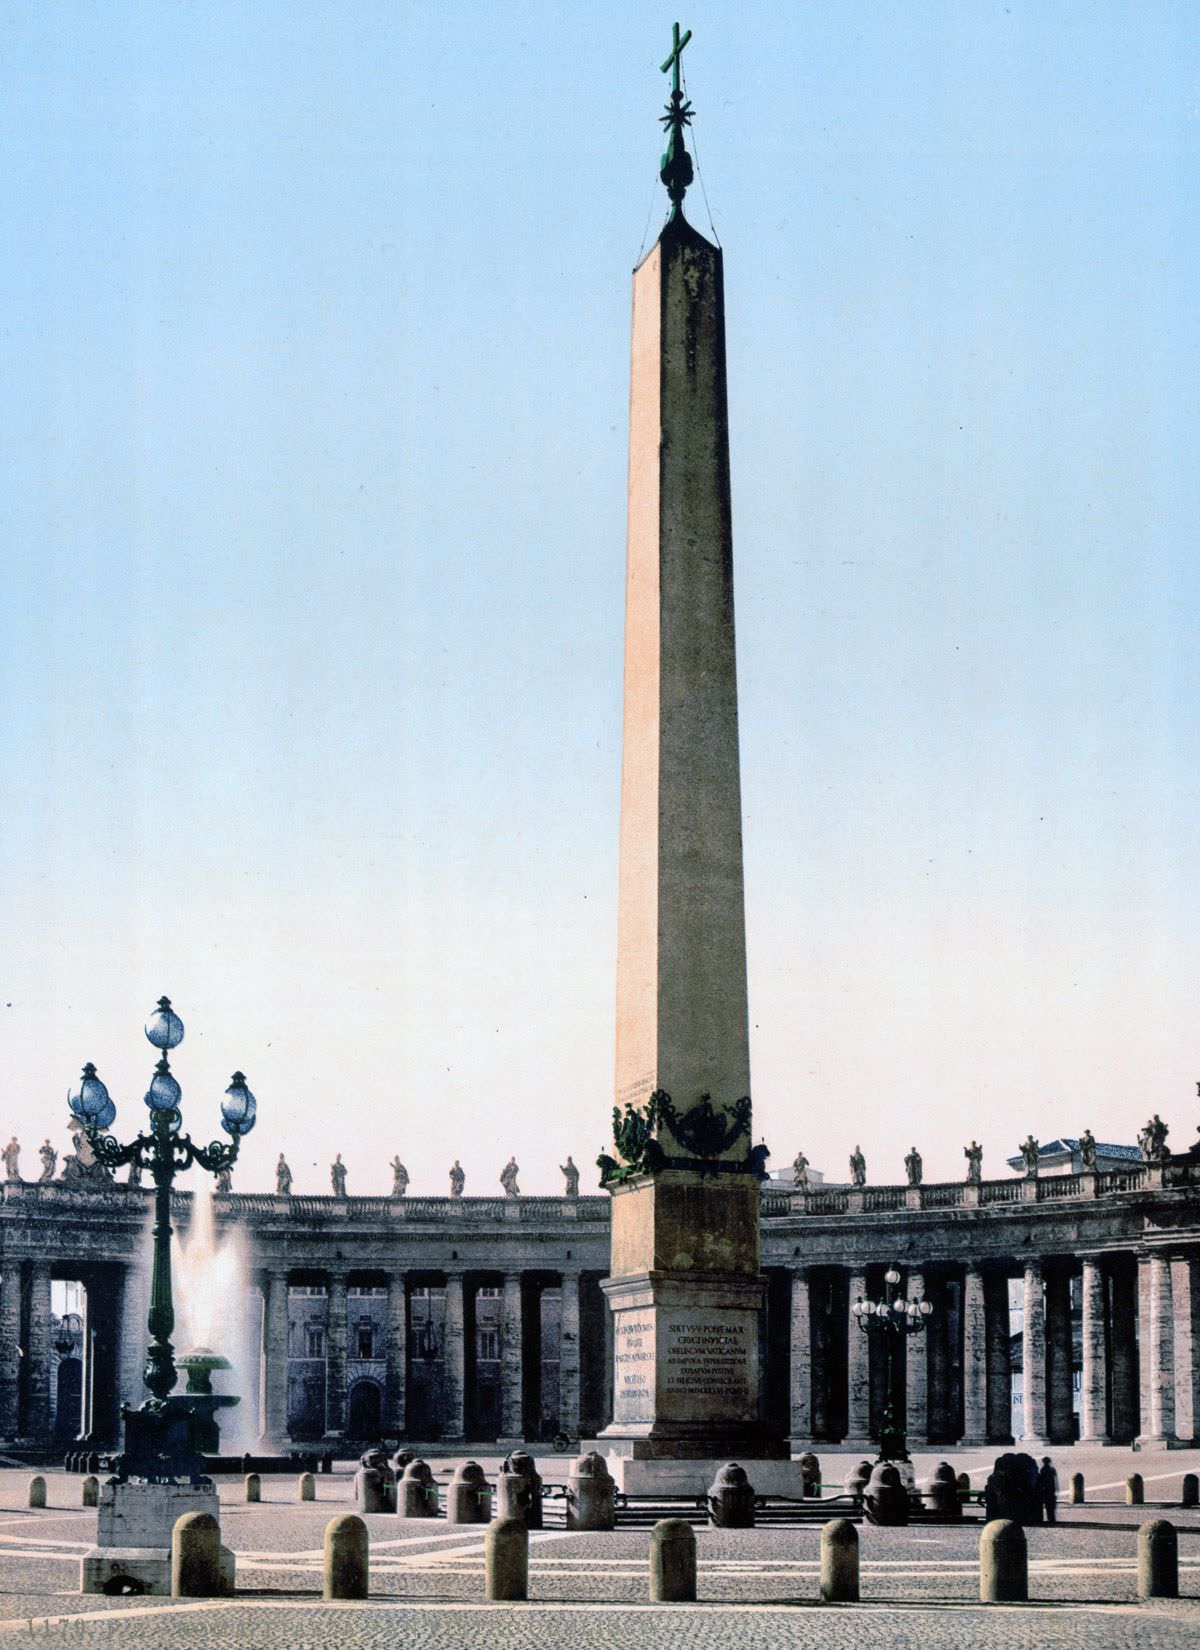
xmin=1037 ymin=1456 xmax=1058 ymax=1524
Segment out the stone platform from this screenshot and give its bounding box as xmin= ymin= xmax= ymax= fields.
xmin=592 ymin=1448 xmax=807 ymax=1497
xmin=81 ymin=1479 xmax=235 ymax=1596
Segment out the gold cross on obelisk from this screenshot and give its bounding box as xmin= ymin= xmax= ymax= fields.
xmin=660 ymin=22 xmax=692 ymax=95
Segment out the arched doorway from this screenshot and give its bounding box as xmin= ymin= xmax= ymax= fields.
xmin=347 ymin=1379 xmax=382 ymax=1440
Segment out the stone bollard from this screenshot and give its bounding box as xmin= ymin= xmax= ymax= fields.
xmin=1181 ymin=1473 xmax=1198 ymax=1509
xmin=1126 ymin=1473 xmax=1144 ymax=1506
xmin=1070 ymin=1472 xmax=1085 ymax=1505
xmin=27 ymin=1476 xmax=46 ymax=1509
xmin=864 ymin=1463 xmax=908 ymax=1526
xmin=707 ymin=1462 xmax=756 ymax=1529
xmin=496 ymin=1452 xmax=543 ymax=1530
xmin=566 ymin=1452 xmax=615 ymax=1532
xmin=245 ymin=1473 xmax=261 ymax=1503
xmin=956 ymin=1472 xmax=971 ymax=1498
xmin=927 ymin=1463 xmax=961 ymax=1520
xmin=980 ymin=1519 xmax=1028 ymax=1603
xmin=171 ymin=1511 xmax=222 ymax=1598
xmin=86 ymin=1453 xmax=101 ymax=1475
xmin=447 ymin=1461 xmax=491 ymax=1526
xmin=1138 ymin=1519 xmax=1179 ymax=1600
xmin=844 ymin=1460 xmax=872 ymax=1501
xmin=649 ymin=1518 xmax=696 ymax=1603
xmin=397 ymin=1458 xmax=439 ymax=1519
xmin=298 ymin=1472 xmax=316 ymax=1502
xmin=485 ymin=1516 xmax=528 ymax=1601
xmin=354 ymin=1466 xmax=389 ymax=1514
xmin=819 ymin=1518 xmax=859 ymax=1602
xmin=81 ymin=1475 xmax=99 ymax=1508
xmin=799 ymin=1451 xmax=821 ymax=1498
xmin=323 ymin=1513 xmax=369 ymax=1600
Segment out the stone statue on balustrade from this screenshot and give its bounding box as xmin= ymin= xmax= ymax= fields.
xmin=1078 ymin=1129 xmax=1097 ymax=1171
xmin=792 ymin=1150 xmax=809 ymax=1188
xmin=61 ymin=1121 xmax=111 ymax=1188
xmin=3 ymin=1137 xmax=20 ymax=1181
xmin=849 ymin=1145 xmax=866 ymax=1187
xmin=560 ymin=1155 xmax=579 ymax=1197
xmin=500 ymin=1157 xmax=520 ymax=1197
xmin=1138 ymin=1114 xmax=1169 ymax=1164
xmin=38 ymin=1139 xmax=56 ymax=1182
xmin=1019 ymin=1135 xmax=1040 ymax=1177
xmin=215 ymin=1165 xmax=233 ymax=1193
xmin=276 ymin=1153 xmax=293 ymax=1195
xmin=964 ymin=1140 xmax=983 ymax=1183
xmin=390 ymin=1157 xmax=409 ymax=1197
xmin=126 ymin=1157 xmax=142 ymax=1187
xmin=449 ymin=1159 xmax=465 ymax=1198
xmin=904 ymin=1146 xmax=923 ymax=1187
xmin=331 ymin=1153 xmax=348 ymax=1197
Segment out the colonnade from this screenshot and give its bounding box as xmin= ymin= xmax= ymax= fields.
xmin=784 ymin=1249 xmax=1200 ymax=1449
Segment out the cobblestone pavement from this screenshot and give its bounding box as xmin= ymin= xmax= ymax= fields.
xmin=0 ymin=1455 xmax=1196 ymax=1648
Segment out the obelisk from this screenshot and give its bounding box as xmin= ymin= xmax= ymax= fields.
xmin=595 ymin=28 xmax=794 ymax=1494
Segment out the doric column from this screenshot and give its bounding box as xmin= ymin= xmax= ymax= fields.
xmin=500 ymin=1272 xmax=524 ymax=1443
xmin=904 ymin=1269 xmax=928 ymax=1445
xmin=384 ymin=1273 xmax=407 ymax=1437
xmin=558 ymin=1272 xmax=581 ymax=1439
xmin=22 ymin=1261 xmax=52 ymax=1441
xmin=1109 ymin=1260 xmax=1139 ymax=1442
xmin=119 ymin=1259 xmax=150 ymax=1413
xmin=1044 ymin=1264 xmax=1075 ymax=1443
xmin=1171 ymin=1254 xmax=1199 ymax=1445
xmin=0 ymin=1267 xmax=20 ymax=1437
xmin=960 ymin=1265 xmax=988 ymax=1444
xmin=259 ymin=1269 xmax=289 ymax=1447
xmin=985 ymin=1270 xmax=1013 ymax=1443
xmin=1136 ymin=1251 xmax=1175 ymax=1447
xmin=441 ymin=1273 xmax=466 ymax=1441
xmin=325 ymin=1274 xmax=348 ymax=1437
xmin=845 ymin=1269 xmax=871 ymax=1443
xmin=788 ymin=1269 xmax=812 ymax=1440
xmin=1019 ymin=1259 xmax=1049 ymax=1445
xmin=1079 ymin=1258 xmax=1109 ymax=1444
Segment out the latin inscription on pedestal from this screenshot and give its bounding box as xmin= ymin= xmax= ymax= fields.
xmin=663 ymin=1313 xmax=755 ymax=1414
xmin=613 ymin=1315 xmax=654 ymax=1423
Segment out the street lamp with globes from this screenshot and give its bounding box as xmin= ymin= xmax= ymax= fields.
xmin=851 ymin=1266 xmax=932 ymax=1463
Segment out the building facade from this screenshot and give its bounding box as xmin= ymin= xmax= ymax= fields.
xmin=1 ymin=1151 xmax=1198 ymax=1454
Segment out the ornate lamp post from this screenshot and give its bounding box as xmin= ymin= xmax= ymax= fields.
xmin=67 ymin=997 xmax=256 ymax=1479
xmin=852 ymin=1266 xmax=932 ymax=1463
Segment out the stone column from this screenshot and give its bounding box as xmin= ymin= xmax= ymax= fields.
xmin=22 ymin=1260 xmax=52 ymax=1441
xmin=1109 ymin=1260 xmax=1138 ymax=1443
xmin=0 ymin=1266 xmax=20 ymax=1437
xmin=325 ymin=1274 xmax=348 ymax=1438
xmin=258 ymin=1269 xmax=289 ymax=1448
xmin=1019 ymin=1259 xmax=1049 ymax=1445
xmin=985 ymin=1270 xmax=1013 ymax=1443
xmin=500 ymin=1272 xmax=524 ymax=1444
xmin=789 ymin=1269 xmax=812 ymax=1441
xmin=1079 ymin=1258 xmax=1109 ymax=1444
xmin=960 ymin=1265 xmax=988 ymax=1444
xmin=1171 ymin=1254 xmax=1199 ymax=1446
xmin=118 ymin=1259 xmax=149 ymax=1414
xmin=384 ymin=1273 xmax=407 ymax=1437
xmin=1136 ymin=1252 xmax=1175 ymax=1448
xmin=904 ymin=1270 xmax=928 ymax=1445
xmin=558 ymin=1272 xmax=582 ymax=1439
xmin=1044 ymin=1265 xmax=1075 ymax=1443
xmin=441 ymin=1272 xmax=466 ymax=1441
xmin=844 ymin=1269 xmax=871 ymax=1444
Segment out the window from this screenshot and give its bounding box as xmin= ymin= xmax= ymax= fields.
xmin=477 ymin=1286 xmax=500 ymax=1298
xmin=478 ymin=1329 xmax=499 ymax=1361
xmin=305 ymin=1325 xmax=326 ymax=1359
xmin=356 ymin=1321 xmax=375 ymax=1359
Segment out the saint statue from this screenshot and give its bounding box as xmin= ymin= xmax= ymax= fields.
xmin=1138 ymin=1114 xmax=1169 ymax=1163
xmin=2 ymin=1138 xmax=20 ymax=1181
xmin=849 ymin=1145 xmax=866 ymax=1187
xmin=964 ymin=1140 xmax=983 ymax=1184
xmin=500 ymin=1157 xmax=520 ymax=1197
xmin=38 ymin=1139 xmax=56 ymax=1182
xmin=331 ymin=1153 xmax=348 ymax=1197
xmin=390 ymin=1157 xmax=409 ymax=1197
xmin=275 ymin=1153 xmax=293 ymax=1196
xmin=215 ymin=1165 xmax=233 ymax=1193
xmin=1019 ymin=1135 xmax=1040 ymax=1176
xmin=449 ymin=1159 xmax=465 ymax=1198
xmin=1078 ymin=1128 xmax=1097 ymax=1171
xmin=904 ymin=1146 xmax=923 ymax=1187
xmin=560 ymin=1155 xmax=579 ymax=1196
xmin=792 ymin=1150 xmax=809 ymax=1188
xmin=127 ymin=1158 xmax=142 ymax=1187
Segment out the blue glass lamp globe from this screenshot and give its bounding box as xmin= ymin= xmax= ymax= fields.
xmin=145 ymin=1059 xmax=182 ymax=1112
xmin=220 ymin=1072 xmax=257 ymax=1136
xmin=68 ymin=1063 xmax=111 ymax=1120
xmin=144 ymin=996 xmax=184 ymax=1052
xmin=93 ymin=1096 xmax=117 ymax=1130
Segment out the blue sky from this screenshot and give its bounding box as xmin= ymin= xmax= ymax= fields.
xmin=2 ymin=2 xmax=1197 ymax=1194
